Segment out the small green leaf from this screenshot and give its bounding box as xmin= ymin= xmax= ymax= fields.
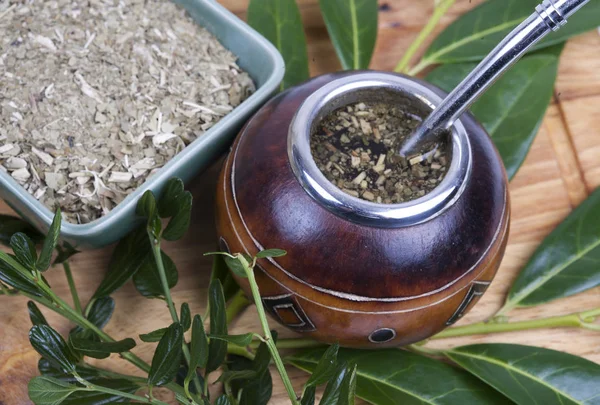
xmin=253 ymin=330 xmax=277 ymax=376
xmin=180 ymin=302 xmax=191 ymax=332
xmin=186 ymin=315 xmax=208 ymax=388
xmin=209 ymin=333 xmax=254 ymax=347
xmin=206 ymin=279 xmax=227 ymax=374
xmin=86 ymin=297 xmax=115 ymax=330
xmin=28 ymin=301 xmax=48 ymax=326
xmin=210 ymin=255 xmax=241 ymax=303
xmin=29 ymin=325 xmax=77 ymax=374
xmin=300 ymin=385 xmax=316 ymax=405
xmin=247 ymin=0 xmax=309 ymax=90
xmin=28 ymin=376 xmax=79 ymax=405
xmin=37 ymin=209 xmax=61 ymax=272
xmin=255 ymin=249 xmax=287 ymax=259
xmin=0 ymin=215 xmax=43 ymax=247
xmin=216 ymin=370 xmax=257 ymax=384
xmin=70 ymin=336 xmax=136 ymax=359
xmin=422 ymin=0 xmax=600 ymax=65
xmin=11 ymin=232 xmax=38 ymax=270
xmin=426 ymin=49 xmax=561 ymax=179
xmin=0 ymin=257 xmax=42 ymax=296
xmin=158 ymin=178 xmax=185 ymax=218
xmin=215 ymin=395 xmax=233 ymax=405
xmin=148 ymin=323 xmax=184 ymax=387
xmin=319 ymin=0 xmax=378 ymax=70
xmin=53 ymin=242 xmax=79 ymax=265
xmin=305 ymin=343 xmax=339 ymax=387
xmin=446 ymin=344 xmax=600 ymax=405
xmin=136 ymin=190 xmax=157 ymax=219
xmin=63 ymin=378 xmax=140 ymax=405
xmin=140 ymin=328 xmax=168 ymax=343
xmin=162 ymin=191 xmax=192 ymax=241
xmin=229 ymin=351 xmax=274 ymax=405
xmin=320 ymin=363 xmax=349 ymax=405
xmin=339 ymin=364 xmax=357 ymax=405
xmin=133 ymin=250 xmax=178 ymax=299
xmin=92 ymin=226 xmax=151 ymax=298
xmin=224 ymin=255 xmax=248 ymax=278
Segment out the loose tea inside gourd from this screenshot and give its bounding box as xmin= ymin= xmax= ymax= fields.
xmin=311 ymin=102 xmax=450 ymax=204
xmin=0 ymin=0 xmax=254 ymax=224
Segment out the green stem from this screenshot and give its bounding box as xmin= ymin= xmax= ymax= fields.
xmin=227 ymin=343 xmax=256 ymax=361
xmin=62 ymin=261 xmax=82 ymax=315
xmin=249 ymin=338 xmax=325 ymax=351
xmin=226 ymin=289 xmax=251 ymax=324
xmin=395 ymin=0 xmax=456 ymax=74
xmin=78 ymin=376 xmax=170 ymax=405
xmin=83 ymin=365 xmax=148 ymax=384
xmin=245 ymin=261 xmax=300 ymax=405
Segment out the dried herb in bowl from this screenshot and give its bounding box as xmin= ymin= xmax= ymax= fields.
xmin=311 ymin=102 xmax=450 ymax=204
xmin=0 ymin=0 xmax=255 ymax=224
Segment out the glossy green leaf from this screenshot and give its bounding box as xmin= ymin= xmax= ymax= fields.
xmin=11 ymin=232 xmax=38 ymax=270
xmin=53 ymin=242 xmax=79 ymax=265
xmin=136 ymin=190 xmax=157 ymax=219
xmin=422 ymin=0 xmax=600 ymax=65
xmin=301 ymin=385 xmax=316 ymax=405
xmin=0 ymin=215 xmax=43 ymax=246
xmin=320 ymin=363 xmax=357 ymax=405
xmin=148 ymin=323 xmax=184 ymax=387
xmin=86 ymin=297 xmax=115 ymax=330
xmin=133 ymin=250 xmax=178 ymax=299
xmin=162 ymin=191 xmax=192 ymax=241
xmin=0 ymin=256 xmax=42 ymax=296
xmin=215 ymin=396 xmax=233 ymax=405
xmin=92 ymin=226 xmax=151 ymax=298
xmin=503 ymin=187 xmax=600 ymax=310
xmin=340 ymin=364 xmax=357 ymax=405
xmin=29 ymin=325 xmax=77 ymax=374
xmin=216 ymin=370 xmax=257 ymax=384
xmin=37 ymin=209 xmax=61 ymax=272
xmin=158 ymin=178 xmax=185 ymax=218
xmin=224 ymin=255 xmax=247 ymax=278
xmin=70 ymin=336 xmax=136 ymax=359
xmin=206 ymin=279 xmax=228 ymax=374
xmin=140 ymin=327 xmax=168 ymax=343
xmin=28 ymin=301 xmax=48 ymax=326
xmin=247 ymin=0 xmax=309 ymax=90
xmin=306 ymin=343 xmax=339 ymax=387
xmin=63 ymin=378 xmax=139 ymax=405
xmin=185 ymin=315 xmax=208 ymax=388
xmin=180 ymin=302 xmax=191 ymax=332
xmin=319 ymin=0 xmax=378 ymax=70
xmin=229 ymin=351 xmax=273 ymax=405
xmin=255 ymin=249 xmax=287 ymax=259
xmin=209 ymin=333 xmax=254 ymax=347
xmin=287 ymin=347 xmax=508 ymax=404
xmin=447 ymin=344 xmax=600 ymax=405
xmin=28 ymin=376 xmax=79 ymax=405
xmin=210 ymin=254 xmax=241 ymax=303
xmin=426 ymin=50 xmax=560 ymax=179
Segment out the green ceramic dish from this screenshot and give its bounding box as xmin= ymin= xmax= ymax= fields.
xmin=0 ymin=0 xmax=284 ymax=249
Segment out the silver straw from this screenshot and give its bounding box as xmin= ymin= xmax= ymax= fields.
xmin=400 ymin=0 xmax=590 ymax=157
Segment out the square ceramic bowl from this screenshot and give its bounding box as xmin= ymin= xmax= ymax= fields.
xmin=0 ymin=0 xmax=284 ymax=249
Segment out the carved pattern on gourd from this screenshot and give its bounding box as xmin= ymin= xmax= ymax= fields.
xmin=262 ymin=293 xmax=317 ymax=332
xmin=446 ymin=280 xmax=491 ymax=325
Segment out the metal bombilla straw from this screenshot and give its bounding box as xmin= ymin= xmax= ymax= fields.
xmin=399 ymin=0 xmax=591 ymax=158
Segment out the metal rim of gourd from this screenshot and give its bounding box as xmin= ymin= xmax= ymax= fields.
xmin=288 ymin=71 xmax=473 ymax=228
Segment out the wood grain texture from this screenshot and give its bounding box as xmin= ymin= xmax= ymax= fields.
xmin=1 ymin=1 xmax=600 ymax=404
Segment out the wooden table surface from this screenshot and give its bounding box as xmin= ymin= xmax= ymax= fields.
xmin=2 ymin=1 xmax=600 ymax=404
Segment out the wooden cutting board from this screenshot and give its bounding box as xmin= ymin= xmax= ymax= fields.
xmin=2 ymin=1 xmax=600 ymax=404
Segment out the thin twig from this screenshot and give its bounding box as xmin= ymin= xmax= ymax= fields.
xmin=62 ymin=261 xmax=83 ymax=315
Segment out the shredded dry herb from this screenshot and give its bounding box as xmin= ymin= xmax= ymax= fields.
xmin=311 ymin=102 xmax=449 ymax=204
xmin=0 ymin=0 xmax=254 ymax=224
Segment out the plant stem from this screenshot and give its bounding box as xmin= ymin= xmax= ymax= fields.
xmin=249 ymin=338 xmax=325 ymax=351
xmin=395 ymin=0 xmax=456 ymax=74
xmin=78 ymin=376 xmax=170 ymax=405
xmin=84 ymin=365 xmax=148 ymax=383
xmin=227 ymin=343 xmax=256 ymax=360
xmin=244 ymin=262 xmax=300 ymax=405
xmin=62 ymin=261 xmax=82 ymax=315
xmin=149 ymin=239 xmax=203 ymax=397
xmin=226 ymin=289 xmax=251 ymax=324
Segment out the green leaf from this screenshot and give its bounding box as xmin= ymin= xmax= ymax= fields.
xmin=37 ymin=209 xmax=61 ymax=272
xmin=0 ymin=215 xmax=43 ymax=247
xmin=28 ymin=301 xmax=48 ymax=326
xmin=206 ymin=279 xmax=228 ymax=374
xmin=339 ymin=364 xmax=357 ymax=405
xmin=70 ymin=336 xmax=136 ymax=359
xmin=300 ymin=385 xmax=316 ymax=405
xmin=209 ymin=333 xmax=254 ymax=347
xmin=140 ymin=328 xmax=168 ymax=343
xmin=92 ymin=226 xmax=151 ymax=298
xmin=305 ymin=343 xmax=339 ymax=387
xmin=320 ymin=363 xmax=357 ymax=405
xmin=502 ymin=187 xmax=600 ymax=310
xmin=287 ymin=347 xmax=508 ymax=404
xmin=162 ymin=191 xmax=192 ymax=241
xmin=133 ymin=250 xmax=178 ymax=299
xmin=86 ymin=297 xmax=115 ymax=330
xmin=186 ymin=315 xmax=208 ymax=387
xmin=210 ymin=254 xmax=241 ymax=303
xmin=0 ymin=256 xmax=42 ymax=296
xmin=318 ymin=0 xmax=378 ymax=70
xmin=28 ymin=376 xmax=79 ymax=405
xmin=422 ymin=0 xmax=600 ymax=65
xmin=63 ymin=378 xmax=139 ymax=405
xmin=215 ymin=396 xmax=233 ymax=405
xmin=53 ymin=242 xmax=79 ymax=265
xmin=29 ymin=325 xmax=77 ymax=374
xmin=216 ymin=370 xmax=258 ymax=384
xmin=11 ymin=232 xmax=38 ymax=270
xmin=229 ymin=352 xmax=273 ymax=405
xmin=180 ymin=302 xmax=191 ymax=332
xmin=148 ymin=323 xmax=184 ymax=387
xmin=426 ymin=50 xmax=561 ymax=179
xmin=255 ymin=249 xmax=287 ymax=259
xmin=136 ymin=190 xmax=157 ymax=219
xmin=247 ymin=0 xmax=309 ymax=90
xmin=252 ymin=330 xmax=277 ymax=376
xmin=223 ymin=255 xmax=248 ymax=278
xmin=158 ymin=178 xmax=185 ymax=218
xmin=447 ymin=344 xmax=600 ymax=405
